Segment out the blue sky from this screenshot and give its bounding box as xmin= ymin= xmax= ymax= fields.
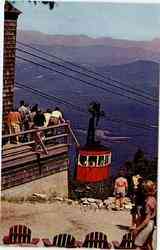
xmin=13 ymin=1 xmax=160 ymax=41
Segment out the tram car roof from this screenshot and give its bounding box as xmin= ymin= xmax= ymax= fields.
xmin=79 ymin=143 xmax=111 ymax=155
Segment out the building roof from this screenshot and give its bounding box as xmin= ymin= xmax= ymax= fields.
xmin=5 ymin=1 xmax=21 ymax=19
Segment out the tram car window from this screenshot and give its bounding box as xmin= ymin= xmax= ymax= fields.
xmin=79 ymin=155 xmax=87 ymax=166
xmin=109 ymin=154 xmax=111 ymax=164
xmin=104 ymin=155 xmax=109 ymax=164
xmin=88 ymin=156 xmax=97 ymax=166
xmin=98 ymin=156 xmax=105 ymax=166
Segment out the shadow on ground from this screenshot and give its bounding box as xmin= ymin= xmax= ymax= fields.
xmin=116 ymin=225 xmax=130 ymax=231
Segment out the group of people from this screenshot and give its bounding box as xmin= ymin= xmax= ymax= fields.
xmin=6 ymin=100 xmax=65 ymax=144
xmin=114 ymin=170 xmax=156 ymax=250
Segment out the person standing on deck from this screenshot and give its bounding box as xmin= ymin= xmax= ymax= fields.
xmin=33 ymin=109 xmax=46 ymax=128
xmin=44 ymin=108 xmax=52 ymax=128
xmin=114 ymin=170 xmax=128 ymax=210
xmin=6 ymin=108 xmax=22 ymax=144
xmin=29 ymin=104 xmax=38 ymax=129
xmin=33 ymin=109 xmax=48 ymax=155
xmin=22 ymin=104 xmax=31 ymax=142
xmin=18 ymin=100 xmax=28 ymax=120
xmin=50 ymin=107 xmax=65 ymax=125
xmin=48 ymin=107 xmax=65 ymax=139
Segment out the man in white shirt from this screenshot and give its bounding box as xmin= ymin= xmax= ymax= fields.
xmin=51 ymin=107 xmax=65 ymax=125
xmin=44 ymin=109 xmax=52 ymax=127
xmin=18 ymin=100 xmax=28 ymax=120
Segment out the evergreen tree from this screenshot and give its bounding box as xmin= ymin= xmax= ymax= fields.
xmin=125 ymin=149 xmax=157 ymax=182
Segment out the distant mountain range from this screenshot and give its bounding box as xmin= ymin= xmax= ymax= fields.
xmin=17 ymin=30 xmax=160 ymax=50
xmin=17 ymin=30 xmax=160 ymax=65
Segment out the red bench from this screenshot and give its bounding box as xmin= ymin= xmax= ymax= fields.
xmin=112 ymin=232 xmax=135 ymax=249
xmin=3 ymin=225 xmax=40 ymax=245
xmin=82 ymin=232 xmax=112 ymax=249
xmin=42 ymin=233 xmax=76 ymax=247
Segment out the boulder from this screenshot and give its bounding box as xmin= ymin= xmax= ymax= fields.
xmin=124 ymin=197 xmax=131 ymax=204
xmin=80 ymin=198 xmax=88 ymax=202
xmin=90 ymin=203 xmax=99 ymax=210
xmin=97 ymin=201 xmax=104 ymax=209
xmin=32 ymin=193 xmax=47 ymax=200
xmin=66 ymin=199 xmax=74 ymax=205
xmin=54 ymin=196 xmax=64 ymax=201
xmin=103 ymin=198 xmax=114 ymax=209
xmin=87 ymin=198 xmax=97 ymax=203
xmin=82 ymin=201 xmax=90 ymax=205
xmin=124 ymin=203 xmax=133 ymax=210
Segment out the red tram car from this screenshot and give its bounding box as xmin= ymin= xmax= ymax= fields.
xmin=74 ymin=102 xmax=112 ymax=188
xmin=76 ymin=145 xmax=111 ymax=182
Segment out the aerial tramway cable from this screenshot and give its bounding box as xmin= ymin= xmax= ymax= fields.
xmin=16 ymin=47 xmax=157 ymax=103
xmin=17 ymin=41 xmax=155 ymax=99
xmin=16 ymin=82 xmax=85 ymax=113
xmin=16 ymin=55 xmax=155 ymax=107
xmin=16 ymin=81 xmax=157 ymax=131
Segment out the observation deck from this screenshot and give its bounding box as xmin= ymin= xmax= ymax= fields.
xmin=1 ymin=123 xmax=74 ymax=190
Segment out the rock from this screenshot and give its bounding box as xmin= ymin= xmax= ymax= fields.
xmin=82 ymin=201 xmax=90 ymax=205
xmin=80 ymin=198 xmax=88 ymax=202
xmin=107 ymin=197 xmax=115 ymax=203
xmin=54 ymin=197 xmax=64 ymax=201
xmin=105 ymin=205 xmax=110 ymax=210
xmin=32 ymin=193 xmax=47 ymax=201
xmin=124 ymin=197 xmax=131 ymax=204
xmin=95 ymin=199 xmax=102 ymax=204
xmin=82 ymin=204 xmax=89 ymax=207
xmin=66 ymin=199 xmax=74 ymax=205
xmin=75 ymin=189 xmax=84 ymax=193
xmin=74 ymin=201 xmax=79 ymax=205
xmin=103 ymin=198 xmax=113 ymax=209
xmin=110 ymin=202 xmax=117 ymax=210
xmin=103 ymin=199 xmax=110 ymax=206
xmin=124 ymin=203 xmax=133 ymax=210
xmin=97 ymin=201 xmax=104 ymax=209
xmin=33 ymin=193 xmax=47 ymax=198
xmin=87 ymin=198 xmax=97 ymax=203
xmin=90 ymin=203 xmax=98 ymax=210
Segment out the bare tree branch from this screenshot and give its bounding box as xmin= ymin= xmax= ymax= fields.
xmin=8 ymin=0 xmax=55 ymax=10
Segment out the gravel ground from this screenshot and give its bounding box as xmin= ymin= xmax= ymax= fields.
xmin=0 ymin=173 xmax=157 ymax=249
xmin=1 ymin=201 xmax=131 ymax=245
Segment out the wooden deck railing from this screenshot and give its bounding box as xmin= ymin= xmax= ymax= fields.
xmin=1 ymin=122 xmax=79 ymax=190
xmin=2 ymin=122 xmax=79 ymax=151
xmin=2 ymin=123 xmax=68 ymax=148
